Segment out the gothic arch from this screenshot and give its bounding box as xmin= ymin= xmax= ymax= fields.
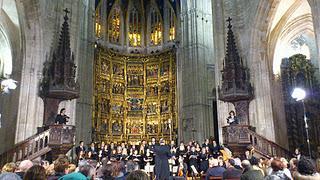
xmin=146 ymin=0 xmax=163 ymax=47
xmin=107 ymin=0 xmax=124 ymax=45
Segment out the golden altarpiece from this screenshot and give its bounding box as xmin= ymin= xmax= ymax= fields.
xmin=93 ymin=49 xmax=177 ymax=143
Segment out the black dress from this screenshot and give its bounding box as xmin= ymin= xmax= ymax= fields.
xmin=188 ymin=151 xmax=199 ymax=173
xmin=55 ymin=114 xmax=69 ymax=124
xmin=199 ymin=153 xmax=209 ymax=173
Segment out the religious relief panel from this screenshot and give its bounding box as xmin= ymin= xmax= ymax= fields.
xmin=127 ymin=64 xmax=144 ymax=87
xmin=94 ymin=49 xmax=177 ymax=143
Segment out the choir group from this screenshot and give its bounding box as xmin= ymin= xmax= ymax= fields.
xmin=75 ymin=138 xmax=231 ymax=177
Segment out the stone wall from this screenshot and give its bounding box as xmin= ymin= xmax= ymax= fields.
xmin=0 ymin=0 xmax=94 ymax=153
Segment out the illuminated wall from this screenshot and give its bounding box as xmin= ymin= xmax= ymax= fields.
xmin=93 ymin=49 xmax=177 ymax=142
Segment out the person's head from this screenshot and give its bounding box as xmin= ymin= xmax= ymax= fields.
xmin=133 ymin=149 xmax=138 ymax=155
xmin=60 ymin=108 xmax=66 ymax=115
xmin=126 ymin=170 xmax=149 ymax=180
xmin=226 ymin=159 xmax=235 ymax=168
xmin=205 ymin=139 xmax=209 ymax=144
xmin=122 ymin=148 xmax=128 ymax=155
xmin=100 ymin=164 xmax=112 ymax=178
xmin=1 ymin=162 xmax=16 ymax=173
xmin=151 ymin=137 xmax=156 ymax=144
xmin=126 ymin=160 xmax=138 ymax=173
xmin=245 ymin=150 xmax=250 ymax=157
xmin=249 ymin=157 xmax=259 ymax=166
xmin=280 ymin=157 xmax=289 ymax=168
xmin=0 ymin=172 xmax=21 ymax=180
xmin=241 ymin=160 xmax=251 ymax=170
xmin=79 ymin=164 xmax=95 ymax=179
xmin=79 ymin=141 xmax=84 ymax=146
xmin=159 ymin=138 xmax=165 ymax=145
xmin=229 ymin=110 xmax=235 ymax=116
xmin=111 ymin=161 xmax=122 ymax=177
xmin=90 ymin=142 xmax=95 ymax=147
xmin=289 ymin=158 xmax=298 ymax=171
xmin=23 ymin=165 xmax=46 ymax=180
xmin=191 ymin=146 xmax=195 ymax=152
xmin=271 ymin=159 xmax=284 ymax=172
xmin=295 ymin=148 xmax=300 ymax=155
xmin=53 ymin=157 xmax=69 ymax=174
xmin=209 ymin=158 xmax=219 ymax=167
xmin=17 ymin=160 xmax=33 ymax=172
xmin=212 ymin=140 xmax=217 ymax=146
xmin=297 ymin=157 xmax=316 ymax=175
xmin=67 ymin=164 xmax=76 ymax=173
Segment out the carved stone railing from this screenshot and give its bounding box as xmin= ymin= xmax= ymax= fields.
xmin=0 ymin=125 xmax=75 ymax=166
xmin=222 ymin=125 xmax=291 ymax=159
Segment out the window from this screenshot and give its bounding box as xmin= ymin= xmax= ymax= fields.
xmin=108 ymin=6 xmax=121 ymax=43
xmin=168 ymin=8 xmax=175 ymax=41
xmin=128 ymin=8 xmax=141 ymax=47
xmin=150 ymin=8 xmax=162 ymax=45
xmin=95 ymin=6 xmax=102 ymax=38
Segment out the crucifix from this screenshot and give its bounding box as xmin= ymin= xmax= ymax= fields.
xmin=226 ymin=17 xmax=232 ymax=28
xmin=63 ymin=8 xmax=70 ymax=16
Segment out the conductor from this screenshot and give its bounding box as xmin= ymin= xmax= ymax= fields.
xmin=55 ymin=108 xmax=70 ymax=125
xmin=154 ymin=138 xmax=171 ymax=180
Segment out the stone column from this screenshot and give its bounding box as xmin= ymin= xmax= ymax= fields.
xmin=178 ymin=0 xmax=215 ymax=142
xmin=308 ymin=0 xmax=320 ymax=74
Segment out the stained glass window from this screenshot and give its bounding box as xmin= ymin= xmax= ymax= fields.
xmin=95 ymin=7 xmax=102 ymax=37
xmin=108 ymin=6 xmax=121 ymax=43
xmin=168 ymin=8 xmax=175 ymax=41
xmin=150 ymin=8 xmax=162 ymax=45
xmin=128 ymin=8 xmax=141 ymax=47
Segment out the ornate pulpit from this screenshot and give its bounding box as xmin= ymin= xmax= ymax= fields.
xmin=40 ymin=9 xmax=80 ymax=126
xmin=219 ymin=17 xmax=253 ymax=124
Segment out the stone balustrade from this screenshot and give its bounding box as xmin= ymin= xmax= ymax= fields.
xmin=0 ymin=125 xmax=75 ymax=166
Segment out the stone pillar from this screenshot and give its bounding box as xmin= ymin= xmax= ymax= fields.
xmin=178 ymin=0 xmax=215 ymax=142
xmin=308 ymin=0 xmax=320 ymax=75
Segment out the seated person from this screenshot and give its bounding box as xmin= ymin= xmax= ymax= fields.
xmin=206 ymin=158 xmax=226 ymax=179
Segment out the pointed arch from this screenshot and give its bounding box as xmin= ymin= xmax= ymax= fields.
xmin=127 ymin=1 xmax=143 ymax=47
xmin=108 ymin=1 xmax=122 ymax=44
xmin=167 ymin=3 xmax=176 ymax=41
xmin=148 ymin=1 xmax=162 ymax=46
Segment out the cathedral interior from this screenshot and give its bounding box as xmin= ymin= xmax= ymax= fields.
xmin=0 ymin=0 xmax=320 ymax=162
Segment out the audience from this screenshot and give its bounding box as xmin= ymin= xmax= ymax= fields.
xmin=1 ymin=162 xmax=16 ymax=173
xmin=15 ymin=160 xmax=33 ymax=179
xmin=126 ymin=170 xmax=149 ymax=180
xmin=206 ymin=158 xmax=226 ymax=179
xmin=264 ymin=159 xmax=291 ymax=180
xmin=0 ymin=138 xmax=319 ymax=180
xmin=240 ymin=160 xmax=264 ymax=180
xmin=222 ymin=158 xmax=242 ymax=179
xmin=293 ymin=157 xmax=320 ymax=180
xmin=23 ymin=165 xmax=46 ymax=180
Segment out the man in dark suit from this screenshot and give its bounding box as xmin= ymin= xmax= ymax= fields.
xmin=75 ymin=141 xmax=86 ymax=156
xmin=223 ymin=159 xmax=242 ymax=179
xmin=154 ymin=138 xmax=170 ymax=180
xmin=240 ymin=160 xmax=264 ymax=180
